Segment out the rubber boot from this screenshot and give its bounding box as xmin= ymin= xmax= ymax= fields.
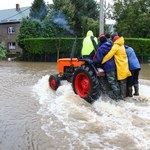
xmin=120 ymin=80 xmax=127 ymax=99
xmin=127 ymin=87 xmax=133 ymax=97
xmin=113 ymin=89 xmax=122 ymax=100
xmin=134 ymin=84 xmax=139 ymax=96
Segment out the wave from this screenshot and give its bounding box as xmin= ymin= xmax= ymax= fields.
xmin=32 ymin=75 xmax=150 ymax=150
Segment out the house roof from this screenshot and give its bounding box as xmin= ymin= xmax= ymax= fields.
xmin=0 ymin=6 xmax=30 ymax=24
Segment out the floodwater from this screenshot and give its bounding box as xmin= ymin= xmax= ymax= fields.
xmin=0 ymin=61 xmax=150 ymax=150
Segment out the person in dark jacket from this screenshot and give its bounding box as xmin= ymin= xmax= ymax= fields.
xmin=125 ymin=45 xmax=141 ymax=97
xmin=97 ymin=33 xmax=112 ymax=45
xmin=105 ymin=33 xmax=113 ymax=44
xmin=93 ymin=36 xmax=121 ymax=100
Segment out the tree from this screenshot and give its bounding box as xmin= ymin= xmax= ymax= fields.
xmin=52 ymin=0 xmax=75 ymax=24
xmin=51 ymin=0 xmax=99 ymax=36
xmin=112 ymin=0 xmax=150 ymax=38
xmin=20 ymin=0 xmax=100 ymax=39
xmin=17 ymin=17 xmax=42 ymax=49
xmin=0 ymin=42 xmax=6 ymax=60
xmin=70 ymin=0 xmax=99 ymax=36
xmin=30 ymin=0 xmax=48 ymax=21
xmin=50 ymin=0 xmax=75 ymax=36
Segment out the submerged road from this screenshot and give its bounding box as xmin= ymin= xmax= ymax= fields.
xmin=0 ymin=61 xmax=150 ymax=150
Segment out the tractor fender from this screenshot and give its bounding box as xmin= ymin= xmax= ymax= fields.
xmin=80 ymin=60 xmax=105 ymax=77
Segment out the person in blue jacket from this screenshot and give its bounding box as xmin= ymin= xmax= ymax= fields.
xmin=125 ymin=45 xmax=141 ymax=97
xmin=93 ymin=36 xmax=121 ymax=100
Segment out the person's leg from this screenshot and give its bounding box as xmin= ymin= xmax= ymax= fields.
xmin=119 ymin=79 xmax=127 ymax=99
xmin=126 ymin=70 xmax=134 ymax=97
xmin=133 ymin=69 xmax=140 ymax=96
xmin=106 ymin=71 xmax=121 ymax=100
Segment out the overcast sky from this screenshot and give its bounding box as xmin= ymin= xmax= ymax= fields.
xmin=0 ymin=0 xmax=112 ymax=10
xmin=0 ymin=0 xmax=53 ymax=10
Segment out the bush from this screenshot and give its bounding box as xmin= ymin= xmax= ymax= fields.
xmin=23 ymin=38 xmax=83 ymax=61
xmin=125 ymin=38 xmax=150 ymax=54
xmin=0 ymin=42 xmax=7 ymax=60
xmin=125 ymin=38 xmax=150 ymax=63
xmin=21 ymin=37 xmax=150 ymax=62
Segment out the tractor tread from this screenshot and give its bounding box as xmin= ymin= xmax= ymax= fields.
xmin=72 ymin=65 xmax=100 ymax=103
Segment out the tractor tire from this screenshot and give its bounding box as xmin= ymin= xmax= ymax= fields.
xmin=49 ymin=75 xmax=60 ymax=90
xmin=72 ymin=65 xmax=100 ymax=103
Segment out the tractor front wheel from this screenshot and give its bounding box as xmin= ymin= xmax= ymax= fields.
xmin=72 ymin=65 xmax=100 ymax=103
xmin=49 ymin=75 xmax=60 ymax=90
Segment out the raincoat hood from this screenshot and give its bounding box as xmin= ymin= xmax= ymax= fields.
xmin=81 ymin=30 xmax=98 ymax=56
xmin=86 ymin=30 xmax=94 ymax=37
xmin=114 ymin=37 xmax=124 ymax=46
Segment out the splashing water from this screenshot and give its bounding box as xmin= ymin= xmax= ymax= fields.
xmin=33 ymin=75 xmax=150 ymax=150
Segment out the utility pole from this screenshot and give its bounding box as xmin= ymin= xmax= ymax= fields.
xmin=99 ymin=0 xmax=104 ymax=34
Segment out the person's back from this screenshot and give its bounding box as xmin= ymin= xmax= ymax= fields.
xmin=81 ymin=30 xmax=98 ymax=59
xmin=125 ymin=46 xmax=140 ymax=71
xmin=102 ymin=36 xmax=131 ymax=80
xmin=93 ymin=36 xmax=121 ymax=100
xmin=125 ymin=45 xmax=141 ymax=97
xmin=102 ymin=36 xmax=131 ymax=98
xmin=100 ymin=42 xmax=116 ymax=72
xmin=94 ymin=37 xmax=116 ymax=73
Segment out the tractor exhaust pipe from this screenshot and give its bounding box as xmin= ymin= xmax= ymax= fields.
xmin=70 ymin=35 xmax=77 ymax=65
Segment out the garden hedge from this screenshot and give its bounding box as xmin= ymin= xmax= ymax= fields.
xmin=125 ymin=38 xmax=150 ymax=62
xmin=22 ymin=37 xmax=150 ymax=62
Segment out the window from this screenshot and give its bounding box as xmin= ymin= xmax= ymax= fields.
xmin=8 ymin=42 xmax=16 ymax=50
xmin=8 ymin=27 xmax=15 ymax=34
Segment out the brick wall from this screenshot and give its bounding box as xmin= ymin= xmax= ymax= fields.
xmin=0 ymin=22 xmax=22 ymax=54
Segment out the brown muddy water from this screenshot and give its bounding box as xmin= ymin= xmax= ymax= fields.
xmin=0 ymin=61 xmax=150 ymax=150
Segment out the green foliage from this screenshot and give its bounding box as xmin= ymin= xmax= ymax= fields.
xmin=23 ymin=38 xmax=83 ymax=55
xmin=24 ymin=38 xmax=56 ymax=54
xmin=125 ymin=38 xmax=150 ymax=63
xmin=0 ymin=42 xmax=7 ymax=60
xmin=22 ymin=37 xmax=150 ymax=62
xmin=18 ymin=0 xmax=100 ymax=52
xmin=71 ymin=0 xmax=99 ymax=36
xmin=17 ymin=17 xmax=60 ymax=49
xmin=51 ymin=0 xmax=99 ymax=36
xmin=24 ymin=37 xmax=150 ymax=56
xmin=49 ymin=10 xmax=75 ymax=36
xmin=125 ymin=38 xmax=150 ymax=54
xmin=81 ymin=16 xmax=99 ymax=37
xmin=52 ymin=0 xmax=75 ymax=26
xmin=17 ymin=18 xmax=42 ymax=48
xmin=112 ymin=0 xmax=150 ymax=38
xmin=22 ymin=38 xmax=83 ymax=61
xmin=30 ymin=0 xmax=48 ymax=21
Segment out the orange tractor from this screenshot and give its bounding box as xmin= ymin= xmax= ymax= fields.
xmin=49 ymin=41 xmax=113 ymax=103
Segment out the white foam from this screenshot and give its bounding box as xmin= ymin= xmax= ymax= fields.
xmin=32 ymin=75 xmax=150 ymax=150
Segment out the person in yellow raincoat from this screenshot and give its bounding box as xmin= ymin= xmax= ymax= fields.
xmin=81 ymin=30 xmax=98 ymax=59
xmin=102 ymin=35 xmax=131 ymax=99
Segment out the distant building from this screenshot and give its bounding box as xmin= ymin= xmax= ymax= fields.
xmin=0 ymin=4 xmax=30 ymax=55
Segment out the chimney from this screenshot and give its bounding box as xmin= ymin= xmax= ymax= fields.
xmin=16 ymin=4 xmax=20 ymax=11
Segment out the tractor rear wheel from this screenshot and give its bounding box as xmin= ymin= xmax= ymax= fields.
xmin=72 ymin=65 xmax=100 ymax=103
xmin=49 ymin=75 xmax=60 ymax=90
